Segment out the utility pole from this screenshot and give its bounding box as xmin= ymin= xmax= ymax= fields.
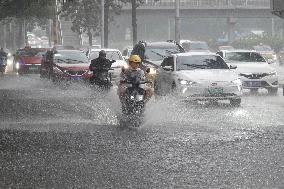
xmin=101 ymin=0 xmax=105 ymax=48
xmin=132 ymin=0 xmax=137 ymax=46
xmin=175 ymin=0 xmax=180 ymax=44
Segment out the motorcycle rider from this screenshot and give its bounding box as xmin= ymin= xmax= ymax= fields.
xmin=0 ymin=48 xmax=7 ymax=67
xmin=89 ymin=50 xmax=115 ymax=84
xmin=118 ymin=55 xmax=153 ymax=105
xmin=0 ymin=48 xmax=7 ymax=58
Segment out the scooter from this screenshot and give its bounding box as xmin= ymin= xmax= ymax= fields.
xmin=90 ymin=68 xmax=113 ymax=90
xmin=121 ymin=80 xmax=151 ymax=127
xmin=0 ymin=57 xmax=7 ymax=74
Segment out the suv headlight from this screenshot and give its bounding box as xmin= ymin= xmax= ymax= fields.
xmin=54 ymin=67 xmax=67 ymax=74
xmin=231 ymin=78 xmax=242 ymax=85
xmin=178 ymin=79 xmax=197 ymax=86
xmin=268 ymin=71 xmax=277 ymax=77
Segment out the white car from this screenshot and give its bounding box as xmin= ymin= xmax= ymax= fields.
xmin=217 ymin=50 xmax=279 ymax=95
xmin=155 ymin=52 xmax=242 ymax=106
xmin=88 ymin=49 xmax=128 ymax=80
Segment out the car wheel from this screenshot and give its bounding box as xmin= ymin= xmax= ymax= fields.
xmin=171 ymin=82 xmax=176 ymax=93
xmin=230 ymin=98 xmax=241 ymax=107
xmin=39 ymin=69 xmax=44 ymax=78
xmin=267 ymin=87 xmax=278 ymax=96
xmin=51 ymin=74 xmax=57 ymax=83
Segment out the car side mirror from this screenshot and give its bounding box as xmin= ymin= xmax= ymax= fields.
xmin=230 ymin=65 xmax=237 ymax=69
xmin=162 ymin=65 xmax=173 ymax=71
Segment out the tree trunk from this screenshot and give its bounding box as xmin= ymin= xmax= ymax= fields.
xmin=87 ymin=28 xmax=93 ymax=46
xmin=104 ymin=0 xmax=110 ymax=48
xmin=132 ymin=0 xmax=137 ymax=46
xmin=16 ymin=19 xmax=23 ymax=48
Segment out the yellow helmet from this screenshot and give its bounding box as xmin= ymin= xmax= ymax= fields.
xmin=128 ymin=55 xmax=141 ymax=63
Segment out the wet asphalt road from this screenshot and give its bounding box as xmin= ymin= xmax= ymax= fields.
xmin=0 ymin=74 xmax=284 ymax=189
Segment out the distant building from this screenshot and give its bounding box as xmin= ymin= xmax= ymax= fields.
xmin=271 ymin=0 xmax=284 ymax=18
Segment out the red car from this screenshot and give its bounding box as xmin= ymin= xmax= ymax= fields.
xmin=40 ymin=50 xmax=92 ymax=82
xmin=14 ymin=47 xmax=49 ymax=74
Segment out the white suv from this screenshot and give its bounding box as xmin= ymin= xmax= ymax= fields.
xmin=217 ymin=50 xmax=278 ymax=95
xmin=154 ymin=52 xmax=242 ymax=106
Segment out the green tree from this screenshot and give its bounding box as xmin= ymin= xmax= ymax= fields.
xmin=61 ymin=0 xmax=126 ymax=47
xmin=61 ymin=0 xmax=101 ymax=46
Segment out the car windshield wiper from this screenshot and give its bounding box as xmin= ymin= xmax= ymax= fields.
xmin=55 ymin=59 xmax=68 ymax=63
xmin=65 ymin=59 xmax=86 ymax=63
xmin=182 ymin=64 xmax=209 ymax=69
xmin=165 ymin=49 xmax=179 ymax=54
xmin=150 ymin=50 xmax=166 ymax=58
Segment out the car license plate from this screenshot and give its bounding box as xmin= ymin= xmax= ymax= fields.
xmin=208 ymin=87 xmax=224 ymax=95
xmin=29 ymin=66 xmax=39 ymax=71
xmin=71 ymin=77 xmax=82 ymax=81
xmin=247 ymin=81 xmax=261 ymax=87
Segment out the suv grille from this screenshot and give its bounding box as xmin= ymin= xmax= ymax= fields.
xmin=66 ymin=70 xmax=86 ymax=76
xmin=240 ymin=73 xmax=268 ymax=79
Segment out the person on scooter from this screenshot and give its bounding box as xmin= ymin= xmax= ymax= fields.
xmin=0 ymin=48 xmax=7 ymax=73
xmin=0 ymin=48 xmax=7 ymax=58
xmin=118 ymin=55 xmax=153 ymax=104
xmin=89 ymin=50 xmax=115 ymax=84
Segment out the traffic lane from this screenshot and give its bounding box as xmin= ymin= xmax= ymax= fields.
xmin=0 ymin=75 xmax=284 ymax=188
xmin=0 ymin=124 xmax=283 ymax=188
xmin=1 ymin=75 xmax=284 ymax=134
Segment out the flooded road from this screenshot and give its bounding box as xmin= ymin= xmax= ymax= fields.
xmin=0 ymin=75 xmax=284 ymax=188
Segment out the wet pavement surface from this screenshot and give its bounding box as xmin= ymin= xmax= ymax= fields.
xmin=0 ymin=74 xmax=284 ymax=188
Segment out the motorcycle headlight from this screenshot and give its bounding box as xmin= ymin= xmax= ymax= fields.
xmin=87 ymin=70 xmax=93 ymax=75
xmin=123 ymin=64 xmax=129 ymax=69
xmin=15 ymin=62 xmax=20 ymax=70
xmin=268 ymin=71 xmax=277 ymax=77
xmin=231 ymin=78 xmax=242 ymax=85
xmin=149 ymin=67 xmax=156 ymax=74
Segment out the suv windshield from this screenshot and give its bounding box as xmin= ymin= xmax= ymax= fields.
xmin=145 ymin=47 xmax=180 ymax=62
xmin=254 ymin=46 xmax=272 ymax=51
xmin=54 ymin=51 xmax=88 ymax=64
xmin=225 ymin=52 xmax=266 ymax=62
xmin=90 ymin=51 xmax=122 ymax=60
xmin=177 ymin=55 xmax=229 ymax=70
xmin=190 ymin=42 xmax=209 ymax=50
